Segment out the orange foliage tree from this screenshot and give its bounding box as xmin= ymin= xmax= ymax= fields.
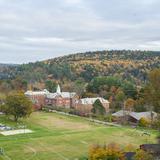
xmin=124 ymin=98 xmax=135 ymax=111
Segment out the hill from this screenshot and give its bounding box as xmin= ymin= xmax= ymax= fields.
xmin=0 ymin=50 xmax=160 ymax=112
xmin=1 ymin=50 xmax=159 ymax=84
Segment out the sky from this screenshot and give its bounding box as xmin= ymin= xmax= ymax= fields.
xmin=0 ymin=0 xmax=160 ymax=64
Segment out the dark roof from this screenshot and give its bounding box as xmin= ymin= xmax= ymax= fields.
xmin=140 ymin=144 xmax=160 ymax=154
xmin=124 ymin=152 xmax=135 ymax=160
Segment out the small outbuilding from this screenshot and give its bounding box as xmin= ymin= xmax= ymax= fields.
xmin=112 ymin=110 xmax=157 ymax=123
xmin=140 ymin=144 xmax=160 ymax=157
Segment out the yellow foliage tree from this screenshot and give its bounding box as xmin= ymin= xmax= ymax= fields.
xmin=134 ymin=149 xmax=154 ymax=160
xmin=139 ymin=117 xmax=150 ymax=127
xmin=89 ymin=143 xmax=125 ymax=160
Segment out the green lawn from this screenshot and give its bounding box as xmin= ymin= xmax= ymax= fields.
xmin=0 ymin=112 xmax=158 ymax=160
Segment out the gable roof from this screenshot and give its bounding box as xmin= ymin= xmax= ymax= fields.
xmin=46 ymin=92 xmax=76 ymax=99
xmin=130 ymin=111 xmax=157 ymax=121
xmin=112 ymin=110 xmax=129 ymax=117
xmin=140 ymin=144 xmax=160 ymax=154
xmin=25 ymin=89 xmax=49 ymax=96
xmin=112 ymin=110 xmax=157 ymax=120
xmin=80 ymin=97 xmax=109 ymax=105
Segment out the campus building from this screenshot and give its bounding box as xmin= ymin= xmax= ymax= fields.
xmin=25 ymin=85 xmax=77 ymax=109
xmin=75 ymin=97 xmax=110 ymax=116
xmin=112 ymin=110 xmax=157 ymax=123
xmin=25 ymin=85 xmax=110 ymax=114
xmin=45 ymin=85 xmax=77 ymax=109
xmin=25 ymin=89 xmax=49 ymax=110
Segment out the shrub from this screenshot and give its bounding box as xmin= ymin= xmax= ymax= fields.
xmin=102 ymin=114 xmax=113 ymax=122
xmin=124 ymin=144 xmax=134 ymax=152
xmin=152 ymin=116 xmax=160 ymax=130
xmin=138 ymin=118 xmax=150 ymax=127
xmin=134 ymin=149 xmax=154 ymax=160
xmin=89 ymin=143 xmax=125 ymax=160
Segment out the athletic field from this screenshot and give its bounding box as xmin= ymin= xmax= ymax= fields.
xmin=0 ymin=112 xmax=158 ymax=160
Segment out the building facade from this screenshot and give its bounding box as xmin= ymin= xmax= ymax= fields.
xmin=75 ymin=97 xmax=110 ymax=116
xmin=25 ymin=89 xmax=49 ymax=110
xmin=25 ymin=85 xmax=110 ymax=114
xmin=45 ymin=85 xmax=77 ymax=109
xmin=25 ymin=85 xmax=77 ymax=109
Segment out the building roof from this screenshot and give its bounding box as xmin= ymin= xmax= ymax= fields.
xmin=112 ymin=110 xmax=130 ymax=117
xmin=130 ymin=111 xmax=157 ymax=121
xmin=124 ymin=152 xmax=136 ymax=160
xmin=140 ymin=144 xmax=160 ymax=154
xmin=25 ymin=85 xmax=76 ymax=99
xmin=46 ymin=84 xmax=76 ymax=99
xmin=112 ymin=110 xmax=157 ymax=121
xmin=46 ymin=92 xmax=76 ymax=99
xmin=25 ymin=89 xmax=49 ymax=96
xmin=79 ymin=97 xmax=109 ymax=105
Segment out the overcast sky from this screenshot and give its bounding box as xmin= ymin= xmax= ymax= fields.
xmin=0 ymin=0 xmax=160 ymax=63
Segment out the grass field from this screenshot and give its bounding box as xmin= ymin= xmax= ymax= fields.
xmin=0 ymin=112 xmax=158 ymax=160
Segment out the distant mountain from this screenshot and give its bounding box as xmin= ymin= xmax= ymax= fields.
xmin=1 ymin=50 xmax=160 ymax=85
xmin=0 ymin=63 xmax=18 ymax=67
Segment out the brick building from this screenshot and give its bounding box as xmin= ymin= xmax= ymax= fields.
xmin=25 ymin=89 xmax=49 ymax=110
xmin=45 ymin=85 xmax=77 ymax=109
xmin=25 ymin=85 xmax=77 ymax=109
xmin=75 ymin=97 xmax=110 ymax=116
xmin=25 ymin=85 xmax=110 ymax=114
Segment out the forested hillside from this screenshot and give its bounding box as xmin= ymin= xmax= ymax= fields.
xmin=0 ymin=64 xmax=18 ymax=79
xmin=0 ymin=50 xmax=160 ymax=112
xmin=1 ymin=50 xmax=159 ymax=84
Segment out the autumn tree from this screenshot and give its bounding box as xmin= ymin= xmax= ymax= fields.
xmin=134 ymin=98 xmax=146 ymax=112
xmin=4 ymin=92 xmax=33 ymax=121
xmin=12 ymin=77 xmax=28 ymax=91
xmin=134 ymin=149 xmax=154 ymax=160
xmin=144 ymin=68 xmax=160 ymax=112
xmin=89 ymin=143 xmax=125 ymax=160
xmin=124 ymin=144 xmax=134 ymax=152
xmin=124 ymin=98 xmax=135 ymax=111
xmin=115 ymin=90 xmax=125 ymax=109
xmin=153 ymin=115 xmax=160 ymax=131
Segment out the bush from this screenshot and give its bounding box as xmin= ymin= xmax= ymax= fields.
xmin=42 ymin=107 xmax=50 ymax=112
xmin=152 ymin=115 xmax=160 ymax=130
xmin=79 ymin=157 xmax=88 ymax=160
xmin=89 ymin=143 xmax=125 ymax=160
xmin=134 ymin=149 xmax=154 ymax=160
xmin=102 ymin=114 xmax=113 ymax=122
xmin=138 ymin=118 xmax=150 ymax=127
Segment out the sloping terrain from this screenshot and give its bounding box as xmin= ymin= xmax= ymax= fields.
xmin=0 ymin=50 xmax=160 ymax=85
xmin=0 ymin=112 xmax=158 ymax=160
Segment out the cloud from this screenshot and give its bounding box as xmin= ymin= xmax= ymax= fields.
xmin=0 ymin=0 xmax=160 ymax=63
xmin=64 ymin=0 xmax=82 ymax=4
